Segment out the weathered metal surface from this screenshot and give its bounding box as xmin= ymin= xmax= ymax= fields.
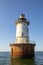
xmin=10 ymin=43 xmax=35 ymax=58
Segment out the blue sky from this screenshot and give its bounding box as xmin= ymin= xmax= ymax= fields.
xmin=0 ymin=0 xmax=43 ymax=51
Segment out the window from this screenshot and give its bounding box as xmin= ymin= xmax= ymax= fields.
xmin=22 ymin=33 xmax=23 ymax=36
xmin=27 ymin=28 xmax=28 ymax=32
xmin=26 ymin=39 xmax=28 ymax=42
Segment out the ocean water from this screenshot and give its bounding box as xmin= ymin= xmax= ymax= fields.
xmin=0 ymin=52 xmax=43 ymax=65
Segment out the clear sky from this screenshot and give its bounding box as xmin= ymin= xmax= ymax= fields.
xmin=0 ymin=0 xmax=43 ymax=51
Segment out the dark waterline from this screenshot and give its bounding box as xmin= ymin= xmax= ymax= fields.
xmin=0 ymin=51 xmax=43 ymax=65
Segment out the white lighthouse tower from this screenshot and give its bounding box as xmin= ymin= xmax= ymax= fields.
xmin=16 ymin=14 xmax=30 ymax=43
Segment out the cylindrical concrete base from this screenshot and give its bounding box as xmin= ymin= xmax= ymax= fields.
xmin=10 ymin=43 xmax=35 ymax=58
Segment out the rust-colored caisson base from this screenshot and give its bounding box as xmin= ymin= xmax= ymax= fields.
xmin=10 ymin=43 xmax=35 ymax=58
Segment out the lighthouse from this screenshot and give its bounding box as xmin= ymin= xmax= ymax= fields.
xmin=10 ymin=14 xmax=35 ymax=58
xmin=16 ymin=14 xmax=29 ymax=43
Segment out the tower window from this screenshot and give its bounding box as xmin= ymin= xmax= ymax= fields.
xmin=26 ymin=39 xmax=28 ymax=42
xmin=22 ymin=33 xmax=23 ymax=36
xmin=27 ymin=28 xmax=28 ymax=32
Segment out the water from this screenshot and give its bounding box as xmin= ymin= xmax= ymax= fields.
xmin=0 ymin=52 xmax=43 ymax=65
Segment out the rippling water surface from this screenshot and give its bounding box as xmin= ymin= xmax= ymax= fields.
xmin=0 ymin=52 xmax=43 ymax=65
